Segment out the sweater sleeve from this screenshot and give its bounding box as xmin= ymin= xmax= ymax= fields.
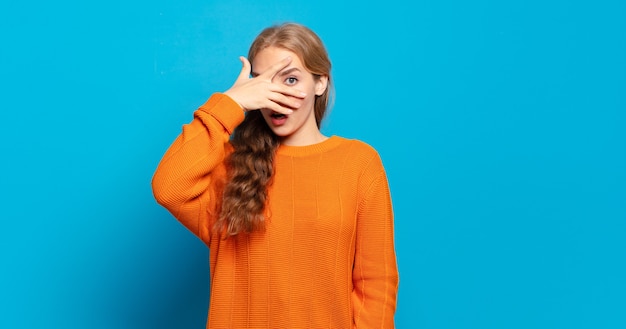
xmin=151 ymin=93 xmax=244 ymax=243
xmin=352 ymin=156 xmax=399 ymax=329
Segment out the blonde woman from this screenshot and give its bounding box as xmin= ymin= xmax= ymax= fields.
xmin=152 ymin=23 xmax=399 ymax=328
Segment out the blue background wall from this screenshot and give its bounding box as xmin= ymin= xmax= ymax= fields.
xmin=1 ymin=1 xmax=625 ymax=328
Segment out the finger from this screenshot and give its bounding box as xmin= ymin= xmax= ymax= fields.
xmin=267 ymin=92 xmax=302 ymax=110
xmin=247 ymin=99 xmax=292 ymax=115
xmin=255 ymin=94 xmax=298 ymax=115
xmin=260 ymin=56 xmax=293 ymax=80
xmin=263 ymin=102 xmax=296 ymax=115
xmin=235 ymin=56 xmax=251 ymax=81
xmin=270 ymin=85 xmax=307 ymax=99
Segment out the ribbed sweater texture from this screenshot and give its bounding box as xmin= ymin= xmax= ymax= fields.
xmin=152 ymin=94 xmax=399 ymax=328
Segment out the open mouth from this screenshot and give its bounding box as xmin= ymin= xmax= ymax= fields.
xmin=270 ymin=112 xmax=287 ymax=119
xmin=269 ymin=111 xmax=288 ymax=125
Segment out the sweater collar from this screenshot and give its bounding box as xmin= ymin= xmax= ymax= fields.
xmin=276 ymin=135 xmax=343 ymax=157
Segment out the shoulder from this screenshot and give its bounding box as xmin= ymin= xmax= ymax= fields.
xmin=334 ymin=136 xmax=381 ymax=158
xmin=332 ymin=137 xmax=389 ymax=196
xmin=332 ymin=136 xmax=385 ymax=170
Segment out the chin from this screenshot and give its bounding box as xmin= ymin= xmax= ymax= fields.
xmin=268 ymin=127 xmax=293 ymax=138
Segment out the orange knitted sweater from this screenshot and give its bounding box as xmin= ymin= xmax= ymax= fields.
xmin=152 ymin=94 xmax=399 ymax=328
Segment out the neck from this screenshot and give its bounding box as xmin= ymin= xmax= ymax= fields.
xmin=280 ymin=130 xmax=328 ymax=146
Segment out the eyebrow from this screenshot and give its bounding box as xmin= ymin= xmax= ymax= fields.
xmin=278 ymin=67 xmax=301 ymax=77
xmin=251 ymin=67 xmax=301 ymax=78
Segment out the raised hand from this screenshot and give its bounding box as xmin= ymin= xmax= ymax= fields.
xmin=224 ymin=56 xmax=307 ymax=115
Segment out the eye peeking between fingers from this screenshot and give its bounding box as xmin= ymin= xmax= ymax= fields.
xmin=285 ymin=77 xmax=298 ymax=86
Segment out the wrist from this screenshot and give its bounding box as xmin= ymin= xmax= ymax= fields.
xmin=222 ymin=91 xmax=246 ymax=112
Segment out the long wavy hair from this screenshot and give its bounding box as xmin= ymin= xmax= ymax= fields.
xmin=215 ymin=23 xmax=333 ymax=236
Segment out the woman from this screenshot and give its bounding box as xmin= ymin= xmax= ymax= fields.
xmin=152 ymin=22 xmax=399 ymax=328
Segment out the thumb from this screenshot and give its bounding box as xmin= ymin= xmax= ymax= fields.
xmin=235 ymin=56 xmax=251 ymax=82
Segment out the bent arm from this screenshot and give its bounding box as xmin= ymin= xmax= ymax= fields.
xmin=352 ymin=163 xmax=399 ymax=328
xmin=151 ymin=93 xmax=244 ymax=242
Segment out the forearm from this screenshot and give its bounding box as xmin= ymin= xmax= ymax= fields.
xmin=152 ymin=93 xmax=244 ymax=236
xmin=352 ymin=170 xmax=399 ymax=328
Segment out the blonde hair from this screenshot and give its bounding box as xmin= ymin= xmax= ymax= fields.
xmin=215 ymin=23 xmax=333 ymax=236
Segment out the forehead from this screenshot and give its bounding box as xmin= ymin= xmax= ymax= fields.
xmin=252 ymin=46 xmax=305 ymax=74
